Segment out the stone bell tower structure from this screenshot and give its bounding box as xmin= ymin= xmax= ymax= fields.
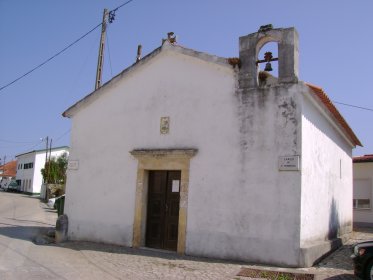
xmin=239 ymin=26 xmax=299 ymax=88
xmin=234 ymin=26 xmax=354 ymax=267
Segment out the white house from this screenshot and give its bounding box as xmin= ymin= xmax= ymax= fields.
xmin=15 ymin=146 xmax=69 ymax=194
xmin=353 ymin=154 xmax=373 ymax=227
xmin=63 ymin=27 xmax=361 ymax=267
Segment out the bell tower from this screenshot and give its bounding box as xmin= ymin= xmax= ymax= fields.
xmin=239 ymin=26 xmax=299 ymax=88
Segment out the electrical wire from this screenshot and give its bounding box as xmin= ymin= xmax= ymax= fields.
xmin=66 ymin=31 xmax=98 ymax=95
xmin=112 ymin=0 xmax=135 ymax=12
xmin=333 ymin=101 xmax=373 ymax=112
xmin=0 ymin=139 xmax=37 ymax=144
xmin=0 ymin=23 xmax=102 ymax=94
xmin=54 ymin=129 xmax=71 ymax=143
xmin=2 ymin=129 xmax=71 ymax=160
xmin=0 ymin=0 xmax=136 ymax=94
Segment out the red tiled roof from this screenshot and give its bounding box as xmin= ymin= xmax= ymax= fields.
xmin=353 ymin=154 xmax=373 ymax=163
xmin=0 ymin=160 xmax=17 ymax=177
xmin=306 ymin=83 xmax=362 ymax=147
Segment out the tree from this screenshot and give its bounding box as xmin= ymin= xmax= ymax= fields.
xmin=41 ymin=153 xmax=68 ymax=185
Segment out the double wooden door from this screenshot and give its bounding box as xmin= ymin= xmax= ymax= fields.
xmin=145 ymin=170 xmax=181 ymax=251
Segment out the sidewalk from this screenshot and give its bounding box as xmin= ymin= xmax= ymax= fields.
xmin=47 ymin=228 xmax=373 ymax=280
xmin=37 ymin=197 xmax=373 ymax=280
xmin=238 ymin=228 xmax=373 ymax=280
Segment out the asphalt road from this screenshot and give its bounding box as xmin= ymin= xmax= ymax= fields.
xmin=0 ymin=191 xmax=116 ymax=280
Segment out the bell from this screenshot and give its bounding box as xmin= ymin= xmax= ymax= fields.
xmin=264 ymin=62 xmax=273 ymax=72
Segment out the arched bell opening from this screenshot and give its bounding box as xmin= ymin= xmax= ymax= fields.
xmin=257 ymin=41 xmax=279 ymax=86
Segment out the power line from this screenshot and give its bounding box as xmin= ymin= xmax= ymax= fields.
xmin=0 ymin=0 xmax=136 ymax=94
xmin=0 ymin=139 xmax=37 ymax=144
xmin=333 ymin=101 xmax=373 ymax=112
xmin=0 ymin=23 xmax=102 ymax=94
xmin=65 ymin=32 xmax=98 ymax=96
xmin=2 ymin=128 xmax=71 ymax=156
xmin=54 ymin=129 xmax=71 ymax=143
xmin=112 ymin=0 xmax=135 ymax=12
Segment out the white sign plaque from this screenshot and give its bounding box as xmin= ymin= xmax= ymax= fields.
xmin=68 ymin=160 xmax=79 ymax=170
xmin=172 ymin=180 xmax=180 ymax=192
xmin=278 ymin=156 xmax=300 ymax=171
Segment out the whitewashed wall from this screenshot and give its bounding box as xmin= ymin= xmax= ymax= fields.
xmin=353 ymin=162 xmax=373 ymax=225
xmin=186 ymin=83 xmax=303 ymax=266
xmin=300 ymin=89 xmax=353 ymax=248
xmin=65 ymin=49 xmax=238 ymax=246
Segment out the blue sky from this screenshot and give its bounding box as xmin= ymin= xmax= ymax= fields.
xmin=1 ymin=0 xmax=372 ymax=162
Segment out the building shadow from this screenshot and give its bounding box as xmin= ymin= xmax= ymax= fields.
xmin=322 ymin=274 xmax=358 ymax=280
xmin=0 ymin=224 xmax=54 ymax=242
xmin=56 ymin=241 xmax=248 ymax=265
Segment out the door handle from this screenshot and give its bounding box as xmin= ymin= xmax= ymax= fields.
xmin=165 ymin=203 xmax=168 ymax=212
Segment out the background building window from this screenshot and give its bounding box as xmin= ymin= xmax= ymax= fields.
xmin=353 ymin=179 xmax=372 ymax=210
xmin=353 ymin=199 xmax=371 ymax=209
xmin=23 ymin=162 xmax=34 ymax=169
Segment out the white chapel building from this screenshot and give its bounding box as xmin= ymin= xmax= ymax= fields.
xmin=63 ymin=27 xmax=361 ymax=267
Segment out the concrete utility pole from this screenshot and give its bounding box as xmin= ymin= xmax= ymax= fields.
xmin=44 ymin=136 xmax=49 ymax=176
xmin=47 ymin=138 xmax=52 ymax=183
xmin=42 ymin=136 xmax=50 ymax=200
xmin=95 ymin=9 xmax=109 ymax=90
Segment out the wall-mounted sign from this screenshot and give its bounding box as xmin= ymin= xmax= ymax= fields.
xmin=278 ymin=156 xmax=300 ymax=171
xmin=68 ymin=160 xmax=79 ymax=170
xmin=160 ymin=117 xmax=170 ymax=134
xmin=172 ymin=180 xmax=180 ymax=192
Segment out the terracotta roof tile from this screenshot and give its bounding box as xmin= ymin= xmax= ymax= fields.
xmin=306 ymin=83 xmax=362 ymax=147
xmin=353 ymin=154 xmax=373 ymax=163
xmin=0 ymin=160 xmax=17 ymax=177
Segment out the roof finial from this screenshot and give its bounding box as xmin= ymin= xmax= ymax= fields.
xmin=258 ymin=24 xmax=273 ymax=33
xmin=162 ymin=32 xmax=177 ymax=45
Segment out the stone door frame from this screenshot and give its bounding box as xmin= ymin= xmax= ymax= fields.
xmin=130 ymin=149 xmax=197 ymax=254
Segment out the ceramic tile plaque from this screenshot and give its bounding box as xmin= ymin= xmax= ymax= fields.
xmin=160 ymin=117 xmax=170 ymax=134
xmin=278 ymin=156 xmax=300 ymax=171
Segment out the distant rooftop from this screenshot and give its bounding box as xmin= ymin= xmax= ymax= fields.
xmin=15 ymin=146 xmax=69 ymax=158
xmin=353 ymin=154 xmax=373 ymax=163
xmin=0 ymin=160 xmax=17 ymax=177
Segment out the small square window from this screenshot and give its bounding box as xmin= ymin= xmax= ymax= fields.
xmin=353 ymin=199 xmax=371 ymax=209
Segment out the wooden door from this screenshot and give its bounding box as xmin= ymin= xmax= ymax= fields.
xmin=145 ymin=170 xmax=181 ymax=251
